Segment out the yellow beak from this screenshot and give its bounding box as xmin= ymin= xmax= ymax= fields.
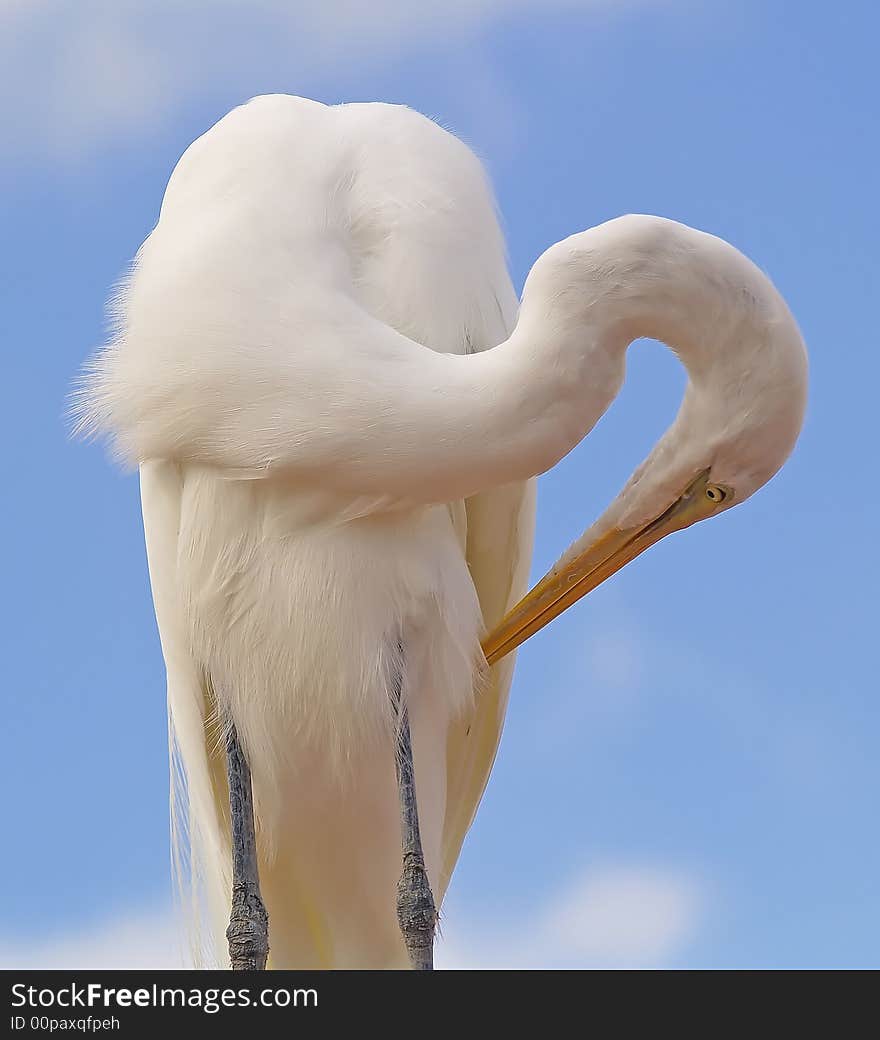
xmin=481 ymin=470 xmax=729 ymax=666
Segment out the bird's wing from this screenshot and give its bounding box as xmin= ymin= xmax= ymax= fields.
xmin=140 ymin=459 xmax=231 ymax=966
xmin=439 ymin=477 xmax=536 ymax=896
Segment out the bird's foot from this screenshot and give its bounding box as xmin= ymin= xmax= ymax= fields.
xmin=227 ymin=879 xmax=269 ymax=971
xmin=396 ymin=851 xmax=437 ymax=970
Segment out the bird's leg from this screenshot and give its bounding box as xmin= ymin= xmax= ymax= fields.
xmin=225 ymin=721 xmax=269 ymax=970
xmin=391 ymin=657 xmax=437 ymax=970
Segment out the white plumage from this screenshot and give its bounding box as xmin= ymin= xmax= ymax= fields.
xmin=77 ymin=94 xmax=806 ymax=969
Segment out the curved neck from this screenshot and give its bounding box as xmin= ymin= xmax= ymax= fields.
xmin=413 ymin=214 xmax=794 ymax=510
xmin=452 ymin=218 xmax=741 ymax=486
xmin=519 ymin=215 xmax=754 ymax=389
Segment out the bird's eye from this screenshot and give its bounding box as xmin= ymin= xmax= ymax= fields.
xmin=705 ymin=484 xmax=727 ymax=504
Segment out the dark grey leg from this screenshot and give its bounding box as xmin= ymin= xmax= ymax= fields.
xmin=225 ymin=722 xmax=269 ymax=970
xmin=392 ymin=659 xmax=437 ymax=970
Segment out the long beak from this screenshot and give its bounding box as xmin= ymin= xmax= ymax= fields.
xmin=481 ymin=470 xmax=727 ymax=666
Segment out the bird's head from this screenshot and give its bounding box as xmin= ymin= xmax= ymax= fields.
xmin=483 ymin=215 xmax=807 ymax=664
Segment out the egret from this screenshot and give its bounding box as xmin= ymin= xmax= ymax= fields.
xmin=76 ymin=95 xmax=807 ymax=970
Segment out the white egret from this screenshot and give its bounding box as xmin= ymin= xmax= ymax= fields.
xmin=76 ymin=95 xmax=807 ymax=970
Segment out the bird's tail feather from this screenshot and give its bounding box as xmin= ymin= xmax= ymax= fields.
xmin=168 ymin=692 xmax=232 ymax=969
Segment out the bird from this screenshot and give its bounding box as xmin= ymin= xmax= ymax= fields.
xmin=75 ymin=94 xmax=807 ymax=970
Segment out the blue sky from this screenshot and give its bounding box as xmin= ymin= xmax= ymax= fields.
xmin=2 ymin=0 xmax=877 ymax=968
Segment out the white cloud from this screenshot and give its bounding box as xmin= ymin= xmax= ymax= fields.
xmin=0 ymin=863 xmax=702 ymax=969
xmin=539 ymin=865 xmax=701 ymax=964
xmin=2 ymin=0 xmax=669 ymax=161
xmin=0 ymin=908 xmax=185 ymax=970
xmin=437 ymin=864 xmax=702 ymax=969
